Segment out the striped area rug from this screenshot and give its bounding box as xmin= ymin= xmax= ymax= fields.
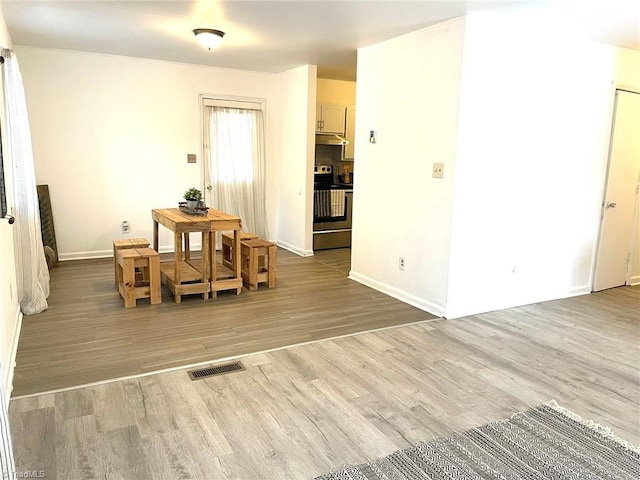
xmin=315 ymin=401 xmax=639 ymax=480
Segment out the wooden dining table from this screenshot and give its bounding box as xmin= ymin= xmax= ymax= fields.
xmin=152 ymin=208 xmax=243 ymax=303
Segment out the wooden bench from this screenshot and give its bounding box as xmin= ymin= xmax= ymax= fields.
xmin=222 ymin=232 xmax=258 ymax=270
xmin=116 ymin=247 xmax=161 ymax=307
xmin=240 ymin=239 xmax=277 ymax=291
xmin=113 ymin=238 xmax=150 ymax=286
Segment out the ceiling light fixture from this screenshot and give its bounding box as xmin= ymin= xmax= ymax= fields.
xmin=193 ymin=28 xmax=225 ymax=50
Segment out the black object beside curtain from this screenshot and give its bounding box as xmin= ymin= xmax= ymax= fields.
xmin=36 ymin=184 xmax=58 ymax=268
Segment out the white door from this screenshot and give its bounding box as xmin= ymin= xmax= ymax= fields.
xmin=593 ymin=90 xmax=640 ymax=291
xmin=201 ymin=96 xmax=268 ymax=239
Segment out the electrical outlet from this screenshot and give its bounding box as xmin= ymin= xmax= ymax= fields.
xmin=187 ymin=153 xmax=197 ymax=163
xmin=432 ymin=163 xmax=444 ymax=178
xmin=399 ymin=256 xmax=405 ymax=271
xmin=121 ymin=220 xmax=130 ymax=234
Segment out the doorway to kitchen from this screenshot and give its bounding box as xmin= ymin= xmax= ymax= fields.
xmin=313 ymin=78 xmax=356 ymax=274
xmin=593 ymin=89 xmax=640 ymax=291
xmin=312 ymin=247 xmax=352 ymax=276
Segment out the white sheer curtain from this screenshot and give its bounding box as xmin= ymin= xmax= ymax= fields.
xmin=2 ymin=49 xmax=49 ymax=315
xmin=206 ymin=104 xmax=268 ymax=238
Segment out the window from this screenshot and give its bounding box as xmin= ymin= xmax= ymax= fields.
xmin=210 ymin=106 xmax=261 ymax=183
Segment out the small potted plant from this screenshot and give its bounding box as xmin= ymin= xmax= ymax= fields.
xmin=184 ymin=187 xmax=203 ymax=210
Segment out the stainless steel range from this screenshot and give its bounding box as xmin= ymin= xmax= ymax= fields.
xmin=313 ymin=165 xmax=353 ymax=250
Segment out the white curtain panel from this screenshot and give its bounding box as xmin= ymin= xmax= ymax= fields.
xmin=0 ymin=361 xmax=15 ymax=479
xmin=2 ymin=50 xmax=49 ymax=315
xmin=208 ymin=106 xmax=268 ymax=239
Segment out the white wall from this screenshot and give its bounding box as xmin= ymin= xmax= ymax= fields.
xmin=350 ymin=18 xmax=466 ymax=316
xmin=0 ymin=4 xmax=20 ymax=398
xmin=446 ymin=11 xmax=640 ymax=318
xmin=15 ymin=46 xmax=280 ymax=258
xmin=275 ymin=65 xmax=317 ymax=256
xmin=351 ymin=10 xmax=640 ymax=320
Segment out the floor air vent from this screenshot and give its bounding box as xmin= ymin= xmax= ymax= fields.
xmin=187 ymin=361 xmax=245 ymax=380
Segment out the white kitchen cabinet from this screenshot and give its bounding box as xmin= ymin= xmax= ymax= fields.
xmin=317 ymin=103 xmax=346 ymax=134
xmin=342 ymin=104 xmax=356 ymax=161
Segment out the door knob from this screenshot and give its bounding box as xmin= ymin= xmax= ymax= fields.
xmin=606 ymin=202 xmax=617 ymax=209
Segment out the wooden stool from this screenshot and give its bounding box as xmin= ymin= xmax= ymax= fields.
xmin=117 ymin=247 xmax=161 ymax=307
xmin=240 ymin=239 xmax=277 ymax=291
xmin=113 ymin=238 xmax=150 ymax=286
xmin=222 ymin=232 xmax=258 ymax=270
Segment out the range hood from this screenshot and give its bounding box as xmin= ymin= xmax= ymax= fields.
xmin=315 ymin=133 xmax=349 ymax=146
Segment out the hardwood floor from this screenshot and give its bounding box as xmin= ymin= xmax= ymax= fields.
xmin=9 ymin=285 xmax=639 ymax=480
xmin=12 ymin=248 xmax=436 ymax=396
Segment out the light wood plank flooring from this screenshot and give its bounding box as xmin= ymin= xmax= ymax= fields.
xmin=13 ymin=248 xmax=436 ymax=396
xmin=9 ymin=286 xmax=639 ymax=479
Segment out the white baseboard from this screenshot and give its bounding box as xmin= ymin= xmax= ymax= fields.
xmin=276 ymin=240 xmax=314 ymax=257
xmin=629 ymin=275 xmax=640 ymax=286
xmin=568 ymin=285 xmax=592 ymax=296
xmin=59 ymin=244 xmax=203 ymax=261
xmin=4 ymin=307 xmax=23 ymax=403
xmin=348 ymin=271 xmax=446 ymax=318
xmin=59 ymin=249 xmax=112 ymax=261
xmin=446 ymin=286 xmax=594 ymax=320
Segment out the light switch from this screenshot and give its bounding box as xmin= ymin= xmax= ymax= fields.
xmin=432 ymin=163 xmax=444 ymax=178
xmin=187 ymin=154 xmax=197 ymax=164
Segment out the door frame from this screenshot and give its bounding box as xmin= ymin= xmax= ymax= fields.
xmin=591 ymin=83 xmax=640 ymax=291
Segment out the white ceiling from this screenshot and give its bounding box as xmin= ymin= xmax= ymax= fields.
xmin=1 ymin=1 xmax=639 ymax=81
